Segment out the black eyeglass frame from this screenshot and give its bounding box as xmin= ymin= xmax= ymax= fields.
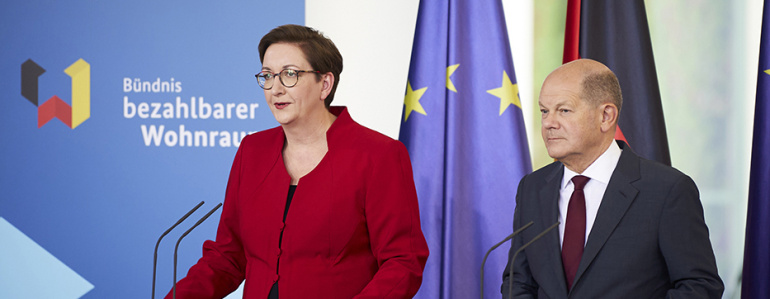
xmin=255 ymin=69 xmax=322 ymax=90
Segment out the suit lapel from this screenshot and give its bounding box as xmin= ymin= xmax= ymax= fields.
xmin=537 ymin=164 xmax=569 ymax=297
xmin=572 ymin=143 xmax=641 ymax=288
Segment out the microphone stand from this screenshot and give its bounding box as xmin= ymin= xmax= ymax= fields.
xmin=508 ymin=221 xmax=560 ymax=299
xmin=480 ymin=221 xmax=534 ymax=299
xmin=173 ymin=203 xmax=223 ymax=299
xmin=152 ymin=201 xmax=204 ymax=299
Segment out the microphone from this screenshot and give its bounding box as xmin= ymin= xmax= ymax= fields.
xmin=507 ymin=221 xmax=560 ymax=299
xmin=173 ymin=203 xmax=223 ymax=299
xmin=480 ymin=221 xmax=534 ymax=299
xmin=152 ymin=201 xmax=204 ymax=299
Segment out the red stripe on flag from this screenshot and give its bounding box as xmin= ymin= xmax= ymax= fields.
xmin=563 ymin=0 xmax=582 ymax=63
xmin=614 ymin=126 xmax=627 ymax=144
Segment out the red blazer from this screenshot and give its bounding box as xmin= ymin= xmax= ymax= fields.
xmin=167 ymin=107 xmax=429 ymax=298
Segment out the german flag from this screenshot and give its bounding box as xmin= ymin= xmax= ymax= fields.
xmin=563 ymin=0 xmax=671 ymax=165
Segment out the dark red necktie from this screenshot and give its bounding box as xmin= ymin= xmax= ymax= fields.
xmin=562 ymin=175 xmax=590 ymax=291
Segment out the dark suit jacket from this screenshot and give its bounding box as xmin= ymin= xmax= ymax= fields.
xmin=501 ymin=141 xmax=723 ymax=299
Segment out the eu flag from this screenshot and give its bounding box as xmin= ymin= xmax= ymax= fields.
xmin=742 ymin=1 xmax=770 ymax=297
xmin=398 ymin=1 xmax=532 ymax=298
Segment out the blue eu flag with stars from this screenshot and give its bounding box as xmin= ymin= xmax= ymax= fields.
xmin=398 ymin=0 xmax=532 ymax=298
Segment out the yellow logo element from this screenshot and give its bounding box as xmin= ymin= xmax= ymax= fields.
xmin=66 ymin=59 xmax=91 ymax=128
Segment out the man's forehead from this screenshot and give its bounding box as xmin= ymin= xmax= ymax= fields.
xmin=539 ymin=86 xmax=580 ymax=104
xmin=538 ymin=97 xmax=575 ymax=107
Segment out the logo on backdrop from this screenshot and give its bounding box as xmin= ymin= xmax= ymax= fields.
xmin=21 ymin=59 xmax=91 ymax=129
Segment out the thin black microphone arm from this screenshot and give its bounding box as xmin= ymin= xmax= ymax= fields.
xmin=152 ymin=201 xmax=204 ymax=299
xmin=173 ymin=203 xmax=223 ymax=299
xmin=508 ymin=221 xmax=560 ymax=299
xmin=480 ymin=221 xmax=534 ymax=299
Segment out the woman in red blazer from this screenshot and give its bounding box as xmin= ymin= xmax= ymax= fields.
xmin=167 ymin=25 xmax=429 ymax=299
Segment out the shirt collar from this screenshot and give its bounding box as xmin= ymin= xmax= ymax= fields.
xmin=561 ymin=140 xmax=622 ymax=188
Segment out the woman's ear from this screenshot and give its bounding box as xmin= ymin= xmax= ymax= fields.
xmin=320 ymin=72 xmax=334 ymax=101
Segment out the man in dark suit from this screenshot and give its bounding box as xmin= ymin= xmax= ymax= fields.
xmin=501 ymin=59 xmax=723 ymax=298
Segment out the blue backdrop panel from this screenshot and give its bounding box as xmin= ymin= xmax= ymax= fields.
xmin=0 ymin=1 xmax=303 ymax=298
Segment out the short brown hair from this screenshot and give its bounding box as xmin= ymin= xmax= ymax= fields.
xmin=258 ymin=24 xmax=343 ymax=108
xmin=581 ymin=70 xmax=623 ymax=112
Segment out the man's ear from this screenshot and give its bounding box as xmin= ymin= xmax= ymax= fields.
xmin=600 ymin=103 xmax=619 ymax=133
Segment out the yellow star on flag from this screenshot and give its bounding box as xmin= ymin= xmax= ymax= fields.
xmin=486 ymin=70 xmax=521 ymax=116
xmin=404 ymin=81 xmax=428 ymax=122
xmin=764 ymin=69 xmax=770 ymax=75
xmin=446 ymin=64 xmax=460 ymax=92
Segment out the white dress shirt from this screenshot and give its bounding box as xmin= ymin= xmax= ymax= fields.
xmin=558 ymin=141 xmax=622 ymax=248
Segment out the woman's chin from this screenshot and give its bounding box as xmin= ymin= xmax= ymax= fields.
xmin=274 ymin=115 xmax=297 ymax=127
xmin=270 ymin=109 xmax=294 ymax=125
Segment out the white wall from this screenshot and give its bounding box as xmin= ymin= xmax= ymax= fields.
xmin=306 ymin=0 xmax=419 ymax=139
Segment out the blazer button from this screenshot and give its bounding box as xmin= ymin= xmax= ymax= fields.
xmin=278 ymin=222 xmax=285 ymax=230
xmin=276 ymin=248 xmax=282 ymax=257
xmin=273 ymin=274 xmax=280 ymax=283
